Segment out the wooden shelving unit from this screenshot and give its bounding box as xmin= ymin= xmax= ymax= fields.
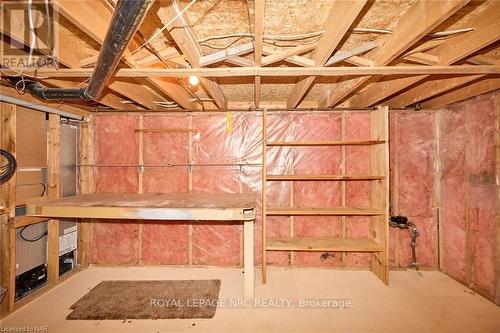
xmin=261 ymin=107 xmax=389 ymax=285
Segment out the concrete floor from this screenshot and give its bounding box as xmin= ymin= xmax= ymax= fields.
xmin=1 ymin=266 xmax=499 ymax=333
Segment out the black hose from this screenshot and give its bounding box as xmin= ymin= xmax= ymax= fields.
xmin=20 ymin=225 xmax=48 ymax=242
xmin=0 ymin=149 xmax=17 ymax=185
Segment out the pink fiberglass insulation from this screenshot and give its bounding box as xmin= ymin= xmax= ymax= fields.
xmin=344 ymin=112 xmax=372 ymax=267
xmin=440 ymin=92 xmax=497 ymax=300
xmin=242 ymin=166 xmax=263 ymax=264
xmin=464 ymin=96 xmax=496 ymax=297
xmin=440 ymin=108 xmax=467 ymax=280
xmin=265 ymin=113 xmax=293 ymax=265
xmin=292 ymin=113 xmax=343 ymax=266
xmin=191 ymin=166 xmax=241 ymax=266
xmin=90 ymin=111 xmax=400 ymax=268
xmin=92 ymin=221 xmax=139 ymax=265
xmin=93 ymin=114 xmax=140 ymax=194
xmin=92 ymin=115 xmax=140 ymax=265
xmin=89 ymin=101 xmax=499 ymax=280
xmin=191 ymin=114 xmax=246 ymax=266
xmin=93 ymin=114 xmax=139 ymax=165
xmin=141 ymin=115 xmax=190 ymax=265
xmin=468 ymin=184 xmax=496 ymax=296
xmin=397 ymin=111 xmax=437 ymax=268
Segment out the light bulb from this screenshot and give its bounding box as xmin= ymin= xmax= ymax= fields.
xmin=188 ymin=75 xmax=199 ymax=86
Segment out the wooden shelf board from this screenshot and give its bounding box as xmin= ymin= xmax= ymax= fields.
xmin=266 ymin=140 xmax=386 ymax=146
xmin=24 ymin=193 xmax=257 ymax=221
xmin=266 ymin=237 xmax=383 ymax=252
xmin=266 ymin=174 xmax=384 ymax=181
xmin=266 ymin=206 xmax=385 ymax=216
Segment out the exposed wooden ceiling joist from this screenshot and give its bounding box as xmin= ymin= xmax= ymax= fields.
xmin=7 ymin=65 xmax=498 ymax=78
xmin=158 ymin=0 xmax=226 ymax=109
xmin=82 ymin=47 xmax=185 ymax=68
xmin=2 ymin=0 xmax=498 ymax=110
xmin=226 ymin=56 xmax=255 ymax=67
xmin=199 ymin=42 xmax=254 ymax=67
xmin=318 ymin=0 xmax=470 ymax=108
xmin=422 ymin=77 xmax=500 ymax=108
xmin=262 ymin=45 xmax=315 ymax=67
xmin=325 ymin=41 xmax=379 ymax=67
xmin=261 ymin=44 xmax=317 ymax=67
xmin=286 ymin=0 xmax=368 ymax=108
xmin=344 ymin=56 xmax=374 ymax=67
xmin=349 ymin=0 xmax=500 ymax=108
xmin=404 ymin=52 xmax=439 ymax=66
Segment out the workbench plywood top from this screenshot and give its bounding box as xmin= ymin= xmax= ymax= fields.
xmin=23 ymin=193 xmax=257 ymax=221
xmin=26 ymin=193 xmax=256 ymax=209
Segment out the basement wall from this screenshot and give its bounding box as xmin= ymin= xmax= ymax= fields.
xmin=88 ymin=109 xmax=433 ymax=269
xmin=439 ymin=91 xmax=499 ymax=303
xmin=88 ymin=91 xmax=499 ymax=303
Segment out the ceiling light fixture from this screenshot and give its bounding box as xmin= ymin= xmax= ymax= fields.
xmin=188 ymin=75 xmax=199 ymax=86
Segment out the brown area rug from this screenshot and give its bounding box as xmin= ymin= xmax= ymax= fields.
xmin=67 ymin=280 xmax=221 ymax=320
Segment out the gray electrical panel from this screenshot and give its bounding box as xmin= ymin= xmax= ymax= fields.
xmin=15 ymin=118 xmax=79 ymax=276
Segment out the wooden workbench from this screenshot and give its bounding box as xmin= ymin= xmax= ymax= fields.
xmin=24 ymin=192 xmax=257 ymax=298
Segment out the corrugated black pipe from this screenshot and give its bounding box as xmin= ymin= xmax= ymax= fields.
xmin=7 ymin=0 xmax=153 ymax=101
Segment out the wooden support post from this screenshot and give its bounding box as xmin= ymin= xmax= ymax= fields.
xmin=370 ymin=106 xmax=389 ymax=284
xmin=77 ymin=116 xmax=91 ymax=267
xmin=289 ymin=112 xmax=295 ymax=266
xmin=392 ymin=112 xmax=400 ymax=267
xmin=138 ymin=115 xmax=144 ymax=265
xmin=341 ymin=112 xmax=347 ymax=265
xmin=0 ymin=216 xmax=16 ymax=317
xmin=1 ymin=102 xmax=17 ymax=317
xmin=493 ymin=94 xmax=500 ymax=305
xmin=188 ymin=115 xmax=193 ymax=265
xmin=261 ymin=108 xmax=267 ymax=283
xmin=244 ymin=219 xmax=255 ymax=298
xmin=47 ymin=114 xmax=60 ymax=286
xmin=434 ymin=111 xmax=442 ymax=269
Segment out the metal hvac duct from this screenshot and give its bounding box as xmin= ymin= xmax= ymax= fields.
xmin=6 ymin=0 xmax=153 ymax=101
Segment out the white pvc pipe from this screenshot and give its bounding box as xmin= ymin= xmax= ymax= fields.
xmin=0 ymin=94 xmax=84 ymax=120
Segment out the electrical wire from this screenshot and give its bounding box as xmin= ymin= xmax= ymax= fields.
xmin=15 ymin=182 xmax=47 ymax=196
xmin=427 ymin=28 xmax=474 ymax=38
xmin=195 ymin=27 xmax=472 ymax=49
xmin=20 ymin=226 xmax=48 ymax=242
xmin=198 ymin=31 xmax=324 ymax=49
xmin=19 ymin=178 xmax=48 ymax=242
xmin=0 ymin=150 xmax=17 ymax=185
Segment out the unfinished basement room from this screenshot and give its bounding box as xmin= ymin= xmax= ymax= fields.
xmin=0 ymin=0 xmax=499 ymax=332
